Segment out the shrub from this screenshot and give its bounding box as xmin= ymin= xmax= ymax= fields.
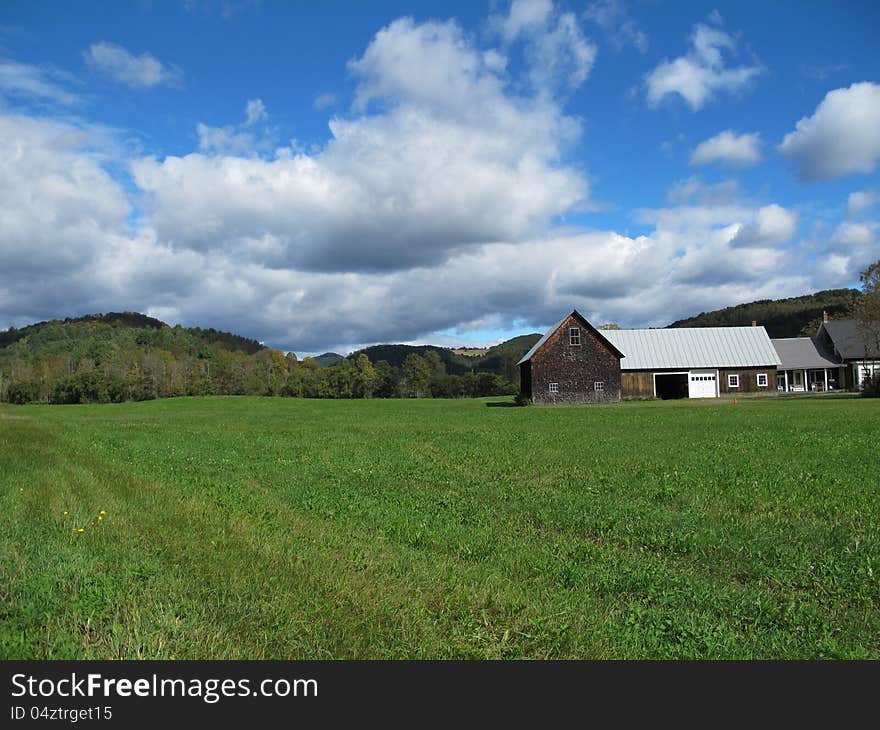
xmin=861 ymin=370 xmax=880 ymax=398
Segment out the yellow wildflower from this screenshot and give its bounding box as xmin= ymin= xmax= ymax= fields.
xmin=63 ymin=511 xmax=68 ymax=516
xmin=99 ymin=510 xmax=106 ymax=515
xmin=98 ymin=515 xmax=103 ymax=521
xmin=76 ymin=528 xmax=84 ymax=533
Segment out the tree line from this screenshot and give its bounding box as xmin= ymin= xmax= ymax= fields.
xmin=669 ymin=288 xmax=862 ymax=338
xmin=0 ymin=316 xmax=516 ymax=405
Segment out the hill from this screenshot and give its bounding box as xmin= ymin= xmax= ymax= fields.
xmin=312 ymin=352 xmax=344 ymax=367
xmin=0 ymin=312 xmax=273 ymax=404
xmin=349 ymin=332 xmax=542 ymax=380
xmin=348 ymin=344 xmax=474 ymax=375
xmin=0 ymin=312 xmax=264 ymax=354
xmin=0 ymin=312 xmax=517 ymax=404
xmin=668 ymin=288 xmax=861 ymax=338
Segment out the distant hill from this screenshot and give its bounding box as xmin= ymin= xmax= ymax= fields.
xmin=348 ymin=344 xmax=474 ymax=375
xmin=669 ymin=288 xmax=861 ymax=338
xmin=0 ymin=311 xmax=166 ymax=349
xmin=471 ymin=333 xmax=541 ymax=381
xmin=349 ymin=333 xmax=542 ymax=380
xmin=0 ymin=311 xmax=264 ymax=355
xmin=312 ymin=352 xmax=344 ymax=367
xmin=0 ymin=311 xmax=279 ymax=404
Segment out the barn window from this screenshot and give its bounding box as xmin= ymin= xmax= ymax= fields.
xmin=569 ymin=327 xmax=581 ymax=346
xmin=728 ymin=374 xmax=739 ymax=388
xmin=594 ymin=381 xmax=605 ymax=391
xmin=549 ymin=382 xmax=559 ymax=393
xmin=757 ymin=373 xmax=768 ymax=387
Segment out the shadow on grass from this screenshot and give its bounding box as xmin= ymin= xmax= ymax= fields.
xmin=485 ymin=400 xmax=523 ymax=408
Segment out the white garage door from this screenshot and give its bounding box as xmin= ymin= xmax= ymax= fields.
xmin=688 ymin=370 xmax=717 ymax=398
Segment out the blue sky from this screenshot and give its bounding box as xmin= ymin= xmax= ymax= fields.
xmin=1 ymin=0 xmax=879 ymax=354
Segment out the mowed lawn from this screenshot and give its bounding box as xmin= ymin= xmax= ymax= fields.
xmin=1 ymin=396 xmax=878 ymax=659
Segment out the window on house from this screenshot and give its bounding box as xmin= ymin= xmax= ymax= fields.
xmin=728 ymin=374 xmax=739 ymax=388
xmin=594 ymin=381 xmax=605 ymax=391
xmin=757 ymin=373 xmax=768 ymax=387
xmin=549 ymin=382 xmax=559 ymax=393
xmin=569 ymin=327 xmax=581 ymax=346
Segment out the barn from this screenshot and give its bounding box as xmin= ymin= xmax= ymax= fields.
xmin=519 ymin=311 xmax=781 ymax=403
xmin=603 ymin=326 xmax=782 ymax=399
xmin=517 ymin=311 xmax=623 ymax=404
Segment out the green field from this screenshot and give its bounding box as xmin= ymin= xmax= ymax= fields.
xmin=2 ymin=396 xmax=878 ymax=659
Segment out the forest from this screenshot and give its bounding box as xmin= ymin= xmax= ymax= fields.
xmin=0 ymin=314 xmax=518 ymax=404
xmin=669 ymin=288 xmax=861 ymax=337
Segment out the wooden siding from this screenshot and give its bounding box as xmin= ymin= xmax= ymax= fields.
xmin=719 ymin=367 xmax=777 ymax=394
xmin=621 ymin=371 xmax=654 ymax=398
xmin=621 ymin=367 xmax=779 ymax=398
xmin=529 ymin=314 xmax=621 ymax=404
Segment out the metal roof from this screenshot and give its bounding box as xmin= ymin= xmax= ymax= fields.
xmin=771 ymin=337 xmax=841 ymax=370
xmin=821 ymin=319 xmax=880 ymax=360
xmin=602 ymin=326 xmax=782 ymax=370
xmin=518 ymin=314 xmax=781 ymax=370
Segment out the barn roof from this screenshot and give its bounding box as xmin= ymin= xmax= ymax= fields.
xmin=819 ymin=319 xmax=880 ymax=359
xmin=601 ymin=326 xmax=782 ymax=370
xmin=516 ymin=310 xmax=624 ymax=365
xmin=772 ymin=337 xmax=841 ymax=370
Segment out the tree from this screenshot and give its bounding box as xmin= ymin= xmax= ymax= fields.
xmin=598 ymin=323 xmax=621 ymax=330
xmin=856 ymin=259 xmax=880 ymax=349
xmin=856 ymin=259 xmax=880 ymax=395
xmin=401 ymin=354 xmax=435 ymax=397
xmin=352 ymin=354 xmax=378 ymax=398
xmin=372 ymin=360 xmax=399 ymax=398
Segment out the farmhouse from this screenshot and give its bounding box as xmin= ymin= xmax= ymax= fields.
xmin=519 ymin=311 xmax=781 ymax=402
xmin=772 ymin=335 xmax=843 ymax=392
xmin=815 ymin=318 xmax=880 ymax=390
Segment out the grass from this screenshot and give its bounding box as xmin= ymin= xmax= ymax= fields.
xmin=1 ymin=395 xmax=878 ymax=659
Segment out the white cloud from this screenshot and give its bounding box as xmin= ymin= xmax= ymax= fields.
xmin=0 ymin=15 xmax=869 ymax=353
xmin=244 ymin=98 xmax=268 ymax=126
xmin=645 ymin=23 xmax=761 ymax=110
xmin=584 ymin=0 xmax=648 ymax=53
xmin=830 ymin=221 xmax=877 ymax=248
xmin=690 ymin=130 xmax=762 ymax=167
xmin=196 ymin=99 xmax=274 ymax=156
xmin=779 ymin=83 xmax=880 ymax=181
xmin=848 ymin=190 xmax=877 ymax=217
xmin=313 ymin=92 xmax=336 ymax=110
xmin=0 ymin=113 xmax=137 ymax=323
xmin=85 ymin=42 xmax=182 ymax=89
xmin=823 ymin=220 xmax=880 ymax=282
xmin=0 ymin=60 xmax=79 ymax=105
xmin=492 ymin=0 xmax=597 ymax=90
xmin=666 ymin=177 xmax=740 ymax=205
xmin=729 ymin=204 xmax=798 ymax=248
xmin=136 ymin=17 xmax=587 ymax=273
xmin=0 ymin=112 xmax=842 ymax=350
xmin=495 ymin=0 xmax=553 ymax=43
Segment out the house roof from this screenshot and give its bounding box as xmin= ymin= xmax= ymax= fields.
xmin=517 ymin=310 xmax=624 ymax=365
xmin=601 ymin=326 xmax=782 ymax=370
xmin=820 ymin=319 xmax=880 ymax=360
xmin=771 ymin=337 xmax=841 ymax=370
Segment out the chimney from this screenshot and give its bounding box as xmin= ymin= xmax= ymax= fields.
xmin=823 ymin=310 xmax=829 ymax=323
xmin=751 ymin=320 xmax=757 ymax=327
